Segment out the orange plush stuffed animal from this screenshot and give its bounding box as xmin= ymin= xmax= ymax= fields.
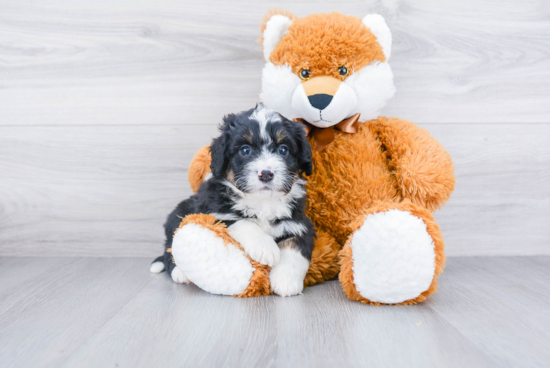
xmin=176 ymin=11 xmax=455 ymax=304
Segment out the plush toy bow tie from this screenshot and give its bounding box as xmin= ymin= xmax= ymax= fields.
xmin=293 ymin=113 xmax=361 ymax=151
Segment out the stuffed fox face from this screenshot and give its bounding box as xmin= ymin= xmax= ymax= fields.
xmin=259 ymin=12 xmax=396 ymax=127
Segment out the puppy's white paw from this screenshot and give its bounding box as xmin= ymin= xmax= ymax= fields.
xmin=245 ymin=239 xmax=281 ymax=267
xmin=229 ymin=220 xmax=280 ymax=267
xmin=270 ymin=269 xmax=303 ymax=297
xmin=149 ymin=261 xmax=165 ymax=274
xmin=269 ymin=247 xmax=309 ymax=297
xmin=171 ymin=266 xmax=190 ymax=284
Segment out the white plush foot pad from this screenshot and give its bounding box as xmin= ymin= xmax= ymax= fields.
xmin=350 ymin=210 xmax=436 ymax=304
xmin=171 ymin=224 xmax=254 ymax=295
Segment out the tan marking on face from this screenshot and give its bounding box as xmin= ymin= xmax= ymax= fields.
xmin=278 ymin=237 xmax=300 ymax=251
xmin=226 ymin=169 xmax=236 ymax=184
xmin=243 ymin=130 xmax=253 ymax=144
xmin=276 ymin=130 xmax=288 ymax=143
xmin=302 ymin=76 xmax=342 ymax=97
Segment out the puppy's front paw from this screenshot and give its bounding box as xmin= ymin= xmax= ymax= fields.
xmin=245 ymin=238 xmax=280 ymax=267
xmin=171 ymin=266 xmax=191 ymax=284
xmin=229 ymin=220 xmax=281 ymax=266
xmin=269 ymin=248 xmax=309 ymax=297
xmin=270 ymin=266 xmax=304 ymax=297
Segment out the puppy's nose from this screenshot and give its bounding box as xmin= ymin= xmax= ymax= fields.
xmin=308 ymin=94 xmax=333 ymax=110
xmin=259 ymin=170 xmax=274 ymax=182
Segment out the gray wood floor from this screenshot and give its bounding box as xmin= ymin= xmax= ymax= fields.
xmin=1 ymin=256 xmax=549 ymax=368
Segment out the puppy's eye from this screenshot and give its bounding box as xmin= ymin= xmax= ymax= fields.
xmin=278 ymin=145 xmax=289 ymax=156
xmin=299 ymin=69 xmax=311 ymax=80
xmin=240 ymin=145 xmax=251 ymax=156
xmin=338 ymin=66 xmax=348 ymax=76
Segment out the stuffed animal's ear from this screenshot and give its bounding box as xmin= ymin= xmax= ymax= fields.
xmin=261 ymin=12 xmax=294 ymax=61
xmin=362 ymin=14 xmax=392 ymax=60
xmin=209 ymin=116 xmax=233 ymax=178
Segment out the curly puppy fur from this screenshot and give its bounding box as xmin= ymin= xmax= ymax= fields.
xmin=153 ymin=105 xmax=317 ymax=297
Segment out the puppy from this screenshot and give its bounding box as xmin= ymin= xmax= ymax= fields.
xmin=150 ymin=104 xmax=316 ymax=297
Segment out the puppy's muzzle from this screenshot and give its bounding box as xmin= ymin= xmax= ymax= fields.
xmin=259 ymin=170 xmax=274 ymax=183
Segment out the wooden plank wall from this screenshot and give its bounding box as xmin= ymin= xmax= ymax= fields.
xmin=1 ymin=0 xmax=549 ymax=257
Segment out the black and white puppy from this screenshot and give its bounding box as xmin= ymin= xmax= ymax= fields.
xmin=150 ymin=104 xmax=316 ymax=296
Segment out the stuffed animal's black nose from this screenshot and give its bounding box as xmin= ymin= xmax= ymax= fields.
xmin=308 ymin=94 xmax=333 ymax=110
xmin=259 ymin=170 xmax=274 ymax=182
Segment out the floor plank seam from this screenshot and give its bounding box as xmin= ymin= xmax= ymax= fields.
xmin=0 ymin=257 xmax=83 ymax=321
xmin=57 ymin=276 xmax=156 ymax=367
xmin=425 ymin=302 xmax=502 ymax=366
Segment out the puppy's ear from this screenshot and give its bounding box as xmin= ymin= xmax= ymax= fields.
xmin=209 ymin=135 xmax=227 ymax=178
xmin=289 ymin=119 xmax=312 ymax=176
xmin=209 ymin=115 xmax=233 ymax=178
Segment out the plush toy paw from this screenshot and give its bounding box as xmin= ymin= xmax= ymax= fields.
xmin=269 ymin=248 xmax=309 ymax=297
xmin=170 ymin=266 xmax=191 ymax=284
xmin=173 ymin=223 xmax=254 ymax=295
xmin=171 ymin=214 xmax=272 ymax=297
xmin=340 ymin=203 xmax=445 ymax=305
xmin=228 ymin=220 xmax=281 ymax=267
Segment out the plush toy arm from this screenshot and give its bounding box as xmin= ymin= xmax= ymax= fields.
xmin=188 ymin=145 xmax=212 ymax=193
xmin=371 ymin=117 xmax=455 ymax=211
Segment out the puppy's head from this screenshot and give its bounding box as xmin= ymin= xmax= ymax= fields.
xmin=210 ymin=104 xmax=312 ymax=196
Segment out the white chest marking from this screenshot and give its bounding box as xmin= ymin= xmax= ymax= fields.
xmin=221 ymin=178 xmax=306 ymax=238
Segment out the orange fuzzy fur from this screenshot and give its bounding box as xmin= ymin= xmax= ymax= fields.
xmin=303 ymin=230 xmax=340 ymax=287
xmin=371 ymin=118 xmax=455 ymax=211
xmin=184 ymin=12 xmax=455 ymax=303
xmin=186 ymin=117 xmax=453 ymax=299
xmin=261 ymin=11 xmax=385 ymax=80
xmin=188 ymin=145 xmax=212 ymax=194
xmin=305 ymin=118 xmax=454 ymax=246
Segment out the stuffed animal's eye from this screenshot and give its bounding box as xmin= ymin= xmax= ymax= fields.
xmin=299 ymin=69 xmax=311 ymax=80
xmin=240 ymin=145 xmax=251 ymax=156
xmin=338 ymin=66 xmax=348 ymax=76
xmin=278 ymin=145 xmax=289 ymax=155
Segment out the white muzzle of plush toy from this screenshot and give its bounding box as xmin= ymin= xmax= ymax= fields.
xmin=291 ymin=76 xmax=358 ymax=128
